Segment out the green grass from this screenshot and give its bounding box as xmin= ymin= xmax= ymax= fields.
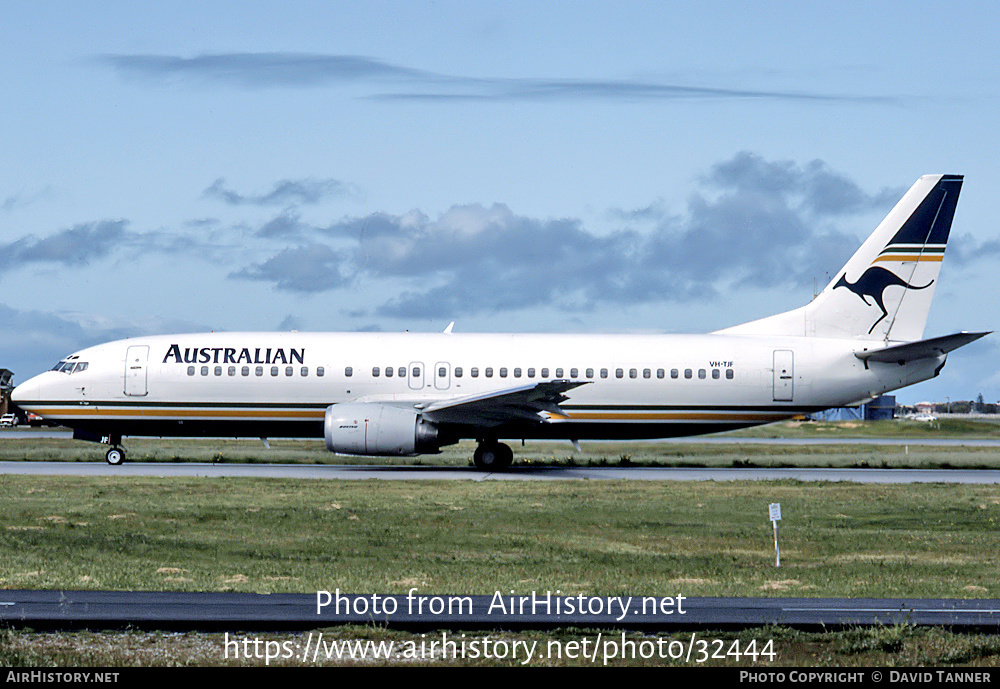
xmin=3 ymin=476 xmax=1000 ymax=598
xmin=4 ymin=625 xmax=1000 ymax=667
xmin=729 ymin=417 xmax=1000 ymax=439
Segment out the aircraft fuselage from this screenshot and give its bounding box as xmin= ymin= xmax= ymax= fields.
xmin=11 ymin=331 xmax=943 ymax=443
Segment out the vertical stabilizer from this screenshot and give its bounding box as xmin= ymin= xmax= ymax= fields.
xmin=719 ymin=174 xmax=962 ymax=342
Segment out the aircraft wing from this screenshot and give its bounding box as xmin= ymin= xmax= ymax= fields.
xmin=419 ymin=380 xmax=589 ymax=427
xmin=854 ymin=331 xmax=990 ymax=364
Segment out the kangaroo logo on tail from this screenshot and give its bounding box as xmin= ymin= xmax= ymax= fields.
xmin=834 ymin=266 xmax=934 ymax=334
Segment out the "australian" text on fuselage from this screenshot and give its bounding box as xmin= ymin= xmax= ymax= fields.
xmin=162 ymin=345 xmax=305 ymax=365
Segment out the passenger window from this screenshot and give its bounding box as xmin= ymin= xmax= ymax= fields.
xmin=671 ymin=369 xmax=679 ymax=379
xmin=438 ymin=367 xmax=447 ymax=377
xmin=485 ymin=367 xmax=493 ymax=378
xmin=527 ymin=368 xmax=535 ymax=378
xmin=286 ymin=366 xmax=293 ymax=377
xmin=301 ymin=367 xmax=308 ymax=376
xmin=412 ymin=367 xmax=421 ymax=378
xmin=585 ymin=368 xmax=593 ymax=378
xmin=600 ymin=369 xmax=608 ymax=379
xmin=555 ymin=368 xmax=563 ymax=378
xmin=215 ymin=366 xmax=223 ymax=376
xmin=698 ymin=369 xmax=706 ymax=379
xmin=256 ymin=366 xmax=264 ymax=376
xmin=514 ymin=368 xmax=522 ymax=378
xmin=684 ymin=369 xmax=692 ymax=379
xmin=398 ymin=367 xmax=405 ymax=378
xmin=271 ymin=366 xmax=279 ymax=377
xmin=726 ymin=368 xmax=734 ymax=379
xmin=372 ymin=367 xmax=380 ymax=377
xmin=345 ymin=367 xmax=353 ymax=377
xmin=571 ymin=368 xmax=579 ymax=378
xmin=616 ymin=369 xmax=624 ymax=379
xmin=455 ymin=367 xmax=463 ymax=378
xmin=712 ymin=369 xmax=720 ymax=379
xmin=317 ymin=367 xmax=325 ymax=377
xmin=643 ymin=369 xmax=651 ymax=379
xmin=201 ymin=366 xmax=209 ymax=376
xmin=385 ymin=367 xmax=393 ymax=378
xmin=471 ymin=367 xmax=479 ymax=378
xmin=500 ymin=368 xmax=508 ymax=378
xmin=241 ymin=366 xmax=250 ymax=376
xmin=657 ymin=369 xmax=664 ymax=379
xmin=629 ymin=369 xmax=637 ymax=379
xmin=228 ymin=366 xmax=236 ymax=376
xmin=187 ymin=366 xmax=195 ymax=376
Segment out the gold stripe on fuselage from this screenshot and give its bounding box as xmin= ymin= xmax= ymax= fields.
xmin=30 ymin=407 xmax=324 ymax=420
xmin=550 ymin=412 xmax=794 ymax=422
xmin=32 ymin=406 xmax=796 ymax=424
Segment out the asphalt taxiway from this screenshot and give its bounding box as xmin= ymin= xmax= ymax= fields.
xmin=4 ymin=589 xmax=1000 ymax=632
xmin=3 ymin=461 xmax=1000 ymax=483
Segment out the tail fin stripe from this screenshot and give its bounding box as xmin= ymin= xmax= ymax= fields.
xmin=872 ymin=254 xmax=943 ymax=264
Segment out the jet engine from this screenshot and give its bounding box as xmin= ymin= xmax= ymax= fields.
xmin=324 ymin=403 xmax=440 ymax=456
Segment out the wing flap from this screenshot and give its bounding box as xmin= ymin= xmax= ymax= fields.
xmin=420 ymin=380 xmax=589 ymax=427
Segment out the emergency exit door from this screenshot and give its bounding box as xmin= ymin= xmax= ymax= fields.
xmin=408 ymin=362 xmax=425 ymax=390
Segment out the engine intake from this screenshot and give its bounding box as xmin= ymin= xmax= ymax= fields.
xmin=324 ymin=403 xmax=440 ymax=456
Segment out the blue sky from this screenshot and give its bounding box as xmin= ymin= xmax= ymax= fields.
xmin=1 ymin=1 xmax=998 ymax=404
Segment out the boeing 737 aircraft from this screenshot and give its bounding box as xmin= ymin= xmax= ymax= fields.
xmin=11 ymin=174 xmax=989 ymax=469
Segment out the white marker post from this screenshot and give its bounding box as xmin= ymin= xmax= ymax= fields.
xmin=769 ymin=503 xmax=782 ymax=567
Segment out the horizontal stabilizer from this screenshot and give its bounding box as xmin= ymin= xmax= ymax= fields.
xmin=854 ymin=331 xmax=990 ymax=364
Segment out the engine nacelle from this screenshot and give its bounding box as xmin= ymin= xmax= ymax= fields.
xmin=324 ymin=403 xmax=440 ymax=456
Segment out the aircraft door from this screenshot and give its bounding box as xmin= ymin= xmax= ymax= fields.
xmin=434 ymin=362 xmax=451 ymax=390
xmin=408 ymin=362 xmax=425 ymax=390
xmin=773 ymin=350 xmax=793 ymax=402
xmin=125 ymin=345 xmax=149 ymax=397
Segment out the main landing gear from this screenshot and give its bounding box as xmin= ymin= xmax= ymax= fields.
xmin=473 ymin=440 xmax=513 ymax=471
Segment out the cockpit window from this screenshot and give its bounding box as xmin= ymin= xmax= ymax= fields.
xmin=52 ymin=358 xmax=88 ymax=374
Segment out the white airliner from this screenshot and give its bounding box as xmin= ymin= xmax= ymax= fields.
xmin=11 ymin=174 xmax=989 ymax=469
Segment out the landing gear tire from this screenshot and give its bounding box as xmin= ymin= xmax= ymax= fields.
xmin=473 ymin=441 xmax=513 ymax=471
xmin=106 ymin=447 xmax=125 ymax=466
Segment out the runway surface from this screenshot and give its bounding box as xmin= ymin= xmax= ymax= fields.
xmin=3 ymin=461 xmax=1000 ymax=483
xmin=3 ymin=589 xmax=1000 ymax=632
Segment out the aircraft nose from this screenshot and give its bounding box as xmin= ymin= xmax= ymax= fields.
xmin=11 ymin=378 xmax=39 ymax=403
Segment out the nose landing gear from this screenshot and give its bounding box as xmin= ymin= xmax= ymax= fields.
xmin=105 ymin=446 xmax=126 ymax=465
xmin=103 ymin=433 xmax=125 ymax=465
